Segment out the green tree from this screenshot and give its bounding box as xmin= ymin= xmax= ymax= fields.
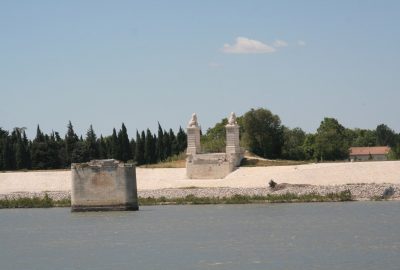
xmin=168 ymin=129 xmax=177 ymax=156
xmin=242 ymin=108 xmax=284 ymax=159
xmin=85 ymin=125 xmax=99 ymax=161
xmin=376 ymin=124 xmax=396 ymax=147
xmin=135 ymin=131 xmax=145 ymax=165
xmin=118 ymin=123 xmax=132 ymax=162
xmin=71 ymin=141 xmax=89 ymax=163
xmin=201 ymin=118 xmax=227 ymax=153
xmin=302 ymin=133 xmax=316 ymax=160
xmin=31 ymin=126 xmax=50 ymax=169
xmin=348 ymin=128 xmax=377 ymax=147
xmin=163 ymin=130 xmax=171 ymax=159
xmin=98 ymin=135 xmax=108 ymax=159
xmin=314 ymin=118 xmax=349 ymax=161
xmin=176 ymin=126 xmax=187 ymax=154
xmin=144 ymin=129 xmax=156 ymax=164
xmin=65 ymin=121 xmax=79 ymax=164
xmin=281 ymin=127 xmax=306 ymax=160
xmin=110 ymin=128 xmax=121 ymax=160
xmin=156 ymin=123 xmax=165 ymax=162
xmin=130 ymin=138 xmax=136 ymax=162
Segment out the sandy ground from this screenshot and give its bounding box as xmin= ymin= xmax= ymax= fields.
xmin=0 ymin=161 xmax=399 ymax=194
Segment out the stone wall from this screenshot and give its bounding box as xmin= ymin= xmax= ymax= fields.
xmin=186 ymin=113 xmax=243 ymax=179
xmin=71 ymin=159 xmax=138 ymax=212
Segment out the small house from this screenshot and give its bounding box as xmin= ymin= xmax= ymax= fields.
xmin=349 ymin=146 xmax=391 ymax=161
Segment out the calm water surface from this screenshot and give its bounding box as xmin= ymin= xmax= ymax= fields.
xmin=1 ymin=202 xmax=399 ymax=270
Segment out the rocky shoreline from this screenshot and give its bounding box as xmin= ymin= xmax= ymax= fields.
xmin=1 ymin=183 xmax=399 ymax=202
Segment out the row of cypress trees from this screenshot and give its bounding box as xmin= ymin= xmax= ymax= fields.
xmin=0 ymin=122 xmax=187 ymax=170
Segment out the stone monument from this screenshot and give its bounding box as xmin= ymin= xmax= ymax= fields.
xmin=71 ymin=159 xmax=138 ymax=212
xmin=186 ymin=112 xmax=243 ymax=179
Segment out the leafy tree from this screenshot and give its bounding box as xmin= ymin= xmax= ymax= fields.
xmin=242 ymin=108 xmax=284 ymax=159
xmin=302 ymin=133 xmax=316 ymax=160
xmin=281 ymin=127 xmax=306 ymax=160
xmin=314 ymin=118 xmax=349 ymax=161
xmin=201 ymin=118 xmax=227 ymax=153
xmin=347 ymin=128 xmax=377 ymax=147
xmin=376 ymin=124 xmax=396 ymax=147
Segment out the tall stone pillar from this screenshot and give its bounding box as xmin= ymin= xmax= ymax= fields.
xmin=226 ymin=112 xmax=241 ymax=166
xmin=186 ymin=113 xmax=201 ymax=155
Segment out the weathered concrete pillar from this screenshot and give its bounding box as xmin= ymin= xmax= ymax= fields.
xmin=226 ymin=112 xmax=242 ymax=167
xmin=186 ymin=113 xmax=201 ymax=155
xmin=71 ymin=159 xmax=138 ymax=212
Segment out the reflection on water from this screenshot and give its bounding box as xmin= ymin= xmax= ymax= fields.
xmin=1 ymin=202 xmax=400 ymax=270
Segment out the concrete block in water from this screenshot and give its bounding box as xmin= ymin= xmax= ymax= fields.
xmin=71 ymin=159 xmax=138 ymax=212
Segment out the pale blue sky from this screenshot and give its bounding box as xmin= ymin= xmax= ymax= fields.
xmin=1 ymin=1 xmax=399 ymax=138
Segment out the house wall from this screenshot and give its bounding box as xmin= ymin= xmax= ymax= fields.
xmin=350 ymin=154 xmax=388 ymax=161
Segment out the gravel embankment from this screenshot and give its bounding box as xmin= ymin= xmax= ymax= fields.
xmin=1 ymin=184 xmax=399 ymax=201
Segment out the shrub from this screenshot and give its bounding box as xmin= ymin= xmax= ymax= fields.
xmin=269 ymin=180 xmax=277 ymax=189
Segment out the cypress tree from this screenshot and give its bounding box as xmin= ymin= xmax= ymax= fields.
xmin=144 ymin=129 xmax=156 ymax=164
xmin=2 ymin=135 xmax=13 ymax=170
xmin=0 ymin=129 xmax=6 ymax=170
xmin=14 ymin=129 xmax=31 ymax=169
xmin=98 ymin=135 xmax=108 ymax=159
xmin=65 ymin=121 xmax=79 ymax=164
xmin=47 ymin=131 xmax=61 ymax=168
xmin=110 ymin=128 xmax=121 ymax=160
xmin=130 ymin=138 xmax=136 ymax=162
xmin=31 ymin=125 xmax=49 ymax=169
xmin=156 ymin=123 xmax=164 ymax=162
xmin=163 ymin=130 xmax=171 ymax=159
xmin=169 ymin=129 xmax=178 ymax=156
xmin=85 ymin=125 xmax=99 ymax=161
xmin=176 ymin=126 xmax=187 ymax=154
xmin=71 ymin=141 xmax=89 ymax=163
xmin=135 ymin=131 xmax=145 ymax=165
xmin=118 ymin=123 xmax=132 ymax=162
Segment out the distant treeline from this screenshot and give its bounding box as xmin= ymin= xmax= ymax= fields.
xmin=1 ymin=107 xmax=400 ymax=171
xmin=201 ymin=108 xmax=400 ymax=161
xmin=0 ymin=122 xmax=187 ymax=170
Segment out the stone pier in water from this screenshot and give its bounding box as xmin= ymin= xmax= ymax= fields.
xmin=71 ymin=159 xmax=138 ymax=212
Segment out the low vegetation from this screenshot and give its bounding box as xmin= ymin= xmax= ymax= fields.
xmin=241 ymin=158 xmax=308 ymax=167
xmin=0 ymin=194 xmax=70 ymax=208
xmin=0 ymin=191 xmax=354 ymax=209
xmin=139 ymin=191 xmax=353 ymax=206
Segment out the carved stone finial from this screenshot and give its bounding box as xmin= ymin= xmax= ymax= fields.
xmin=188 ymin=113 xmax=199 ymax=127
xmin=227 ymin=112 xmax=237 ymax=126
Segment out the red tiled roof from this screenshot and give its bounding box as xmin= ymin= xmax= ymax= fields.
xmin=349 ymin=146 xmax=391 ymax=156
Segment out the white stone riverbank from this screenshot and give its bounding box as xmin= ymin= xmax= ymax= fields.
xmin=1 ymin=184 xmax=399 ymax=201
xmin=1 ymin=161 xmax=400 ymax=201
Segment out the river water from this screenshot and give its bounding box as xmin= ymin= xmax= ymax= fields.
xmin=0 ymin=202 xmax=399 ymax=270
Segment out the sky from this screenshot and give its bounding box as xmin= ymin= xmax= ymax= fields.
xmin=1 ymin=0 xmax=399 ymax=139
